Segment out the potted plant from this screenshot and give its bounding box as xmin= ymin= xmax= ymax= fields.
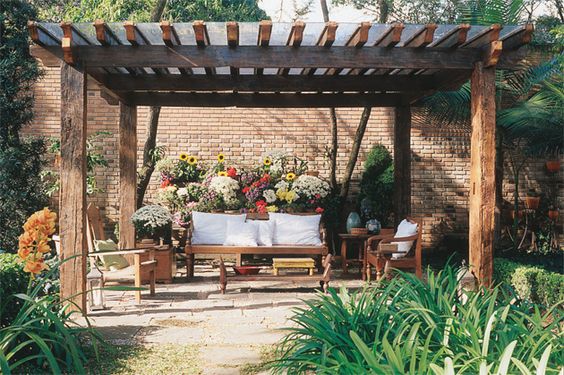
xmin=545 ymin=160 xmax=560 ymax=173
xmin=525 ymin=189 xmax=540 ymax=210
xmin=131 ymin=205 xmax=173 ymax=244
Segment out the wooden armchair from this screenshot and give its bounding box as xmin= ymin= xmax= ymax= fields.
xmin=365 ymin=218 xmax=422 ymax=281
xmin=85 ymin=203 xmax=160 ymax=304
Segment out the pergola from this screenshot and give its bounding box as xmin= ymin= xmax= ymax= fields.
xmin=28 ymin=20 xmax=533 ymax=310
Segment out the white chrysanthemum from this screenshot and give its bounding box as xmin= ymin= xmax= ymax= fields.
xmin=292 ymin=175 xmax=331 ymax=199
xmin=177 ymin=187 xmax=188 ymax=197
xmin=209 ymin=176 xmax=239 ymax=202
xmin=263 ymin=189 xmax=277 ymax=203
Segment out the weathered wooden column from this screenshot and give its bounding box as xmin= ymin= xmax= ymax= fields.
xmin=118 ymin=102 xmax=137 ymax=249
xmin=393 ymin=105 xmax=412 ymax=226
xmin=59 ymin=63 xmax=87 ymax=311
xmin=469 ymin=61 xmax=496 ymax=287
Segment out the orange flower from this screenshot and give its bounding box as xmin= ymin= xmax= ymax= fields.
xmin=23 ymin=208 xmax=56 ymax=235
xmin=18 ymin=246 xmax=32 ymax=260
xmin=24 ymin=259 xmax=49 ymax=274
xmin=36 ymin=241 xmax=51 ymax=254
xmin=18 ymin=231 xmax=35 ymax=248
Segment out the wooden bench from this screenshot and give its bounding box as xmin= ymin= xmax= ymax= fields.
xmin=184 ymin=217 xmax=329 ymax=278
xmin=219 ymin=254 xmax=332 ymax=294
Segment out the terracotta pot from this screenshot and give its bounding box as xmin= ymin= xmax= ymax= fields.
xmin=548 ymin=210 xmax=559 ymax=220
xmin=525 ymin=196 xmax=540 ymax=210
xmin=546 ymin=160 xmax=560 ymax=173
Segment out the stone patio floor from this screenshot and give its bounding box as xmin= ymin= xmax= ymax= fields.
xmin=86 ymin=264 xmax=365 ymax=375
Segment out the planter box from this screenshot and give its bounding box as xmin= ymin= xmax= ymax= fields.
xmin=137 ymin=243 xmax=175 ymax=284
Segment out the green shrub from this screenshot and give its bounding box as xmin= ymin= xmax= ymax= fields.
xmin=493 ymin=258 xmax=564 ymax=307
xmin=358 ymin=144 xmax=394 ymax=226
xmin=273 ymin=265 xmax=563 ymax=374
xmin=0 ymin=253 xmax=30 ymax=328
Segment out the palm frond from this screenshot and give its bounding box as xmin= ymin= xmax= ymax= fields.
xmin=456 ymin=0 xmax=526 ymax=25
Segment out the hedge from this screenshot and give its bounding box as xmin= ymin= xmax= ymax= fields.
xmin=0 ymin=253 xmax=30 ymax=327
xmin=493 ymin=258 xmax=564 ymax=307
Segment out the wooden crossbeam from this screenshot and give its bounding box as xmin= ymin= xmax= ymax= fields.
xmin=160 ymin=21 xmax=192 ymax=74
xmin=99 ymin=74 xmax=438 ymax=92
xmin=193 ymin=21 xmax=215 ymax=75
xmin=279 ymin=21 xmax=305 ymax=75
xmin=28 ymin=21 xmax=60 ymax=46
xmin=256 ymin=20 xmax=272 ymax=75
xmin=226 ymin=22 xmax=239 ymax=76
xmin=94 ymin=20 xmax=140 ymax=75
xmin=461 ymin=24 xmax=501 ymax=48
xmin=69 ymin=45 xmax=492 ymax=70
xmin=123 ymin=92 xmax=405 ymax=107
xmin=483 ymin=40 xmax=503 ymax=67
xmin=326 ymin=22 xmax=370 ymax=75
xmin=302 ymin=22 xmax=338 ymax=75
xmin=402 ymin=24 xmax=437 ymax=47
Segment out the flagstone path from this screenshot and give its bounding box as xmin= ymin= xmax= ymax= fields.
xmin=87 ymin=264 xmax=364 ymax=375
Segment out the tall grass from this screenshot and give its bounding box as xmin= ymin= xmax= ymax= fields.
xmin=273 ymin=265 xmax=563 ymax=374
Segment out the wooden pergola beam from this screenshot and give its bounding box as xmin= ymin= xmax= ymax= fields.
xmin=98 ymin=73 xmax=441 ymax=92
xmin=393 ymin=104 xmax=412 ymax=225
xmin=302 ymin=21 xmax=338 ymax=75
xmin=160 ymin=21 xmax=192 ymax=75
xmin=326 ymin=22 xmax=370 ymax=75
xmin=193 ymin=21 xmax=215 ymax=75
xmin=469 ymin=61 xmax=496 ymax=287
xmin=63 ymin=45 xmax=494 ymax=70
xmin=59 ymin=63 xmax=87 ymax=311
xmin=255 ymin=20 xmax=272 ymax=75
xmin=226 ymin=22 xmax=239 ymax=76
xmin=279 ymin=21 xmax=305 ymax=75
xmin=122 ymin=92 xmax=405 ymax=107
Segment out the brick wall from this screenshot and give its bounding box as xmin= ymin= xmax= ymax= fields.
xmin=25 ymin=66 xmax=563 ymax=249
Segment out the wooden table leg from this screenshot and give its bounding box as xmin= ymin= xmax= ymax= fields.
xmin=361 ymin=240 xmax=367 ymax=281
xmin=341 ymin=240 xmax=348 ymax=274
xmin=375 ymin=253 xmax=385 ymax=281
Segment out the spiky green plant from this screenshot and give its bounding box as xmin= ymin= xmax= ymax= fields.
xmin=272 ymin=265 xmax=563 ymax=374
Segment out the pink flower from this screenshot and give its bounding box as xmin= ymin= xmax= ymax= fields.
xmin=315 ymin=207 xmax=324 ymax=214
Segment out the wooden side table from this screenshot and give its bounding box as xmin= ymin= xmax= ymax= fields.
xmin=338 ymin=233 xmax=372 ymax=278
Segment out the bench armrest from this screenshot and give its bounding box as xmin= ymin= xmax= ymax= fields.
xmin=379 ymin=234 xmax=419 ymax=244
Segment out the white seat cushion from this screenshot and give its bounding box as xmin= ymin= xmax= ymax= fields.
xmin=223 ymin=221 xmax=259 ymax=246
xmin=250 ymin=219 xmax=276 ymax=246
xmin=191 ymin=212 xmax=246 ymax=245
xmin=269 ymin=213 xmax=322 ymax=246
xmin=391 ymin=219 xmax=418 ymax=258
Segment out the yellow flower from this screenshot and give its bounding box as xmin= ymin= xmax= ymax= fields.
xmin=179 ymin=153 xmax=189 ymax=161
xmin=276 ymin=188 xmax=287 ymax=200
xmin=263 ymin=157 xmax=272 ymax=166
xmin=285 ymin=190 xmax=297 ymax=203
xmin=187 ymin=156 xmax=197 ymax=165
xmin=286 ymin=172 xmax=296 ymax=181
xmin=218 ymin=171 xmax=228 ymax=177
xmin=266 ymin=205 xmax=278 ymax=212
xmin=217 ymin=153 xmax=225 ymax=163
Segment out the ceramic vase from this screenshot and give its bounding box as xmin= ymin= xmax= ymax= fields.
xmin=346 ymin=212 xmax=362 ymax=233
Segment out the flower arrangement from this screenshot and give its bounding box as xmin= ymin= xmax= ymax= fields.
xmin=151 ymin=152 xmax=334 ymax=222
xmin=18 ymin=208 xmax=57 ymax=276
xmin=131 ymin=205 xmax=172 ymax=239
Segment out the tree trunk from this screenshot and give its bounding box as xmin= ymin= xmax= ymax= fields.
xmin=137 ymin=106 xmax=161 ymax=208
xmin=136 ymin=0 xmax=167 ymax=208
xmin=319 ymin=0 xmax=338 ymax=190
xmin=378 ymin=0 xmax=389 ymax=23
xmin=339 ymin=107 xmax=372 ymax=201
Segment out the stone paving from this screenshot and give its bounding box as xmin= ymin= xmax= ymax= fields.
xmin=86 ymin=264 xmax=364 ymax=375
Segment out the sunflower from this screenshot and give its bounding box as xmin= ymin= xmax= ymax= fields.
xmin=218 ymin=171 xmax=228 ymax=177
xmin=179 ymin=153 xmax=189 ymax=161
xmin=263 ymin=157 xmax=272 ymax=166
xmin=217 ymin=153 xmax=225 ymax=163
xmin=187 ymin=156 xmax=197 ymax=165
xmin=286 ymin=172 xmax=296 ymax=181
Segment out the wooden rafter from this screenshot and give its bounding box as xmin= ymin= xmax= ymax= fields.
xmin=500 ymin=23 xmax=533 ymax=50
xmin=326 ymin=22 xmax=370 ymax=76
xmin=279 ymin=21 xmax=305 ymax=75
xmin=124 ymin=21 xmax=166 ymax=75
xmin=193 ymin=21 xmax=215 ymax=75
xmin=349 ymin=23 xmax=404 ymax=76
xmin=94 ymin=20 xmax=140 ymax=75
xmin=461 ymin=24 xmax=501 ymax=48
xmin=226 ymin=22 xmax=240 ymax=76
xmin=429 ymin=24 xmax=470 ymax=48
xmin=302 ymin=21 xmax=338 ymax=75
xmin=255 ymin=20 xmax=272 ymax=75
xmin=160 ymin=21 xmax=192 ymax=75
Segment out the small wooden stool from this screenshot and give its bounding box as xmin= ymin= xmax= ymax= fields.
xmin=273 ymin=258 xmax=315 ymax=276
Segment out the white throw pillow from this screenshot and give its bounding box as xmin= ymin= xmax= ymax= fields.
xmin=223 ymin=221 xmax=258 ymax=246
xmin=249 ymin=219 xmax=275 ymax=247
xmin=269 ymin=213 xmax=322 ymax=246
xmin=391 ymin=219 xmax=418 ymax=258
xmin=191 ymin=212 xmax=246 ymax=245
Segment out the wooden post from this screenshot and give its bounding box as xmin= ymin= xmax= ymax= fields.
xmin=394 ymin=105 xmax=412 ymax=226
xmin=469 ymin=61 xmax=496 ymax=287
xmin=118 ymin=102 xmax=137 ymax=249
xmin=59 ymin=63 xmax=87 ymax=311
